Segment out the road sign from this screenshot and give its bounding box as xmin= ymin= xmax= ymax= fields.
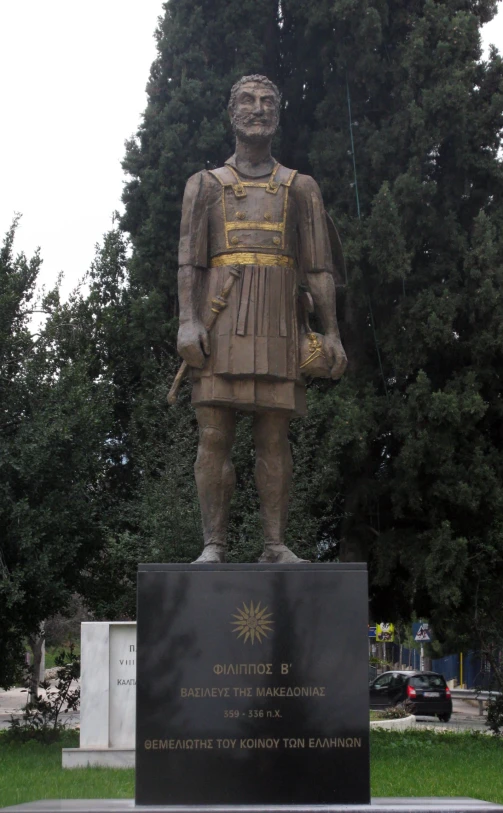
xmin=376 ymin=622 xmax=394 ymax=642
xmin=413 ymin=622 xmax=432 ymax=642
xmin=368 ymin=626 xmax=376 ymax=638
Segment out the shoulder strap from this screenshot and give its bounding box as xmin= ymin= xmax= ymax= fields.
xmin=264 ymin=163 xmax=298 ymax=195
xmin=275 ymin=164 xmax=298 ymax=188
xmin=209 ymin=165 xmax=246 ymax=198
xmin=208 ymin=166 xmax=238 ymax=186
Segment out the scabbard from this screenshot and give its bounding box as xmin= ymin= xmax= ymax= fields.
xmin=167 ymin=264 xmax=241 ymax=405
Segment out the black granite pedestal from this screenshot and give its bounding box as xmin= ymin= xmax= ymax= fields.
xmin=135 ymin=564 xmax=369 ymax=807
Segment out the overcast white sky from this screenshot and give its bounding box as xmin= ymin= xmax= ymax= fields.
xmin=0 ymin=0 xmax=162 ymax=298
xmin=1 ymin=1 xmax=502 ymax=300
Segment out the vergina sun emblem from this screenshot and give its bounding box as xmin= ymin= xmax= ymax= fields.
xmin=231 ymin=601 xmax=274 ymax=645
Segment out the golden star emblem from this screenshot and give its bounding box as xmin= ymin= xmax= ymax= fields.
xmin=231 ymin=601 xmax=274 ymax=645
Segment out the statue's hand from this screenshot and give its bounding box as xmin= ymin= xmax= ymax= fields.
xmin=324 ymin=333 xmax=347 ymax=380
xmin=177 ymin=321 xmax=210 ymax=368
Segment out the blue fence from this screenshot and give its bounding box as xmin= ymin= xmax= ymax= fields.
xmin=380 ymin=643 xmax=500 ymax=688
xmin=431 ymin=651 xmax=499 ymax=690
xmin=432 ymin=654 xmax=459 ymax=684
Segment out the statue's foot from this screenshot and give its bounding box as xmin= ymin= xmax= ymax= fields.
xmin=192 ymin=544 xmax=226 ymax=564
xmin=259 ymin=544 xmax=310 ymax=564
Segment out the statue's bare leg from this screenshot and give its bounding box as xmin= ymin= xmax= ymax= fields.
xmin=253 ymin=411 xmax=309 ymax=564
xmin=192 ymin=406 xmax=236 ymax=564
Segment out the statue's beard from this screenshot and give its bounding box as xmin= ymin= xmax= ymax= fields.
xmin=232 ymin=111 xmax=278 ymax=144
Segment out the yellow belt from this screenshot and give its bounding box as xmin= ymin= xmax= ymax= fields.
xmin=210 ymin=252 xmax=295 ymax=268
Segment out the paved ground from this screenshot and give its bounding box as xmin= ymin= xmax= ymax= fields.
xmin=0 ymin=686 xmax=487 ymax=733
xmin=414 ymin=698 xmax=487 ymax=732
xmin=0 ymin=682 xmax=80 ymax=730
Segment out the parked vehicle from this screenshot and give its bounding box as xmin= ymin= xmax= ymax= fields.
xmin=369 ymin=670 xmax=452 ymax=722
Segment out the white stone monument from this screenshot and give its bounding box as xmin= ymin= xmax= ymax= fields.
xmin=62 ymin=621 xmax=137 ymax=768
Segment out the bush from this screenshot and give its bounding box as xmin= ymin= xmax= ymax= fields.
xmin=5 ymin=647 xmax=80 ymax=744
xmin=486 ymin=694 xmax=503 ymax=737
xmin=379 ymin=700 xmax=415 ymax=719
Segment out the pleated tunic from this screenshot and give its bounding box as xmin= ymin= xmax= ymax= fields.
xmin=178 ymin=157 xmax=334 ymax=416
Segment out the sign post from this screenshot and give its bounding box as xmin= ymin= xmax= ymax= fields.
xmin=412 ymin=622 xmax=433 ymax=672
xmin=376 ymin=623 xmax=394 ymax=664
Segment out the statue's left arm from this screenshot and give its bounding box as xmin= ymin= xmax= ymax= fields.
xmin=306 ymin=270 xmax=347 ymax=380
xmin=296 ymin=175 xmax=347 ymax=379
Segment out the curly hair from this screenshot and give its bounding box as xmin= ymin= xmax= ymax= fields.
xmin=228 ymin=75 xmax=281 ymax=118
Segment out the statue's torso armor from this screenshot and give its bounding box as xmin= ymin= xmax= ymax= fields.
xmin=207 ymin=163 xmax=298 ymax=266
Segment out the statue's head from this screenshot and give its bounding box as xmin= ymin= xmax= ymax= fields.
xmin=228 ymin=75 xmax=281 ymax=144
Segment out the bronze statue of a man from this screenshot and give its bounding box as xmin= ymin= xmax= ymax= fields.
xmin=176 ymin=74 xmax=347 ymax=564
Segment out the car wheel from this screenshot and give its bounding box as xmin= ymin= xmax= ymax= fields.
xmin=437 ymin=713 xmax=451 ymax=723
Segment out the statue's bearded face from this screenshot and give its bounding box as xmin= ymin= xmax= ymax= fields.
xmin=230 ymin=82 xmax=279 ymax=144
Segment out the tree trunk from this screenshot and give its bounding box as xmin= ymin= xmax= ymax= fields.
xmin=27 ymin=623 xmax=45 ymax=703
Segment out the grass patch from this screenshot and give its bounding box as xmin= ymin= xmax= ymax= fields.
xmin=0 ymin=729 xmax=502 ymax=806
xmin=45 ymin=646 xmax=80 ymax=670
xmin=0 ymin=731 xmax=133 ymax=807
xmin=371 ymin=730 xmax=503 ymax=803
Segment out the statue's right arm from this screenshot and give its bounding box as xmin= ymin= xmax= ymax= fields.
xmin=177 ymin=171 xmax=211 ymax=368
xmin=177 ymin=265 xmax=209 ymax=369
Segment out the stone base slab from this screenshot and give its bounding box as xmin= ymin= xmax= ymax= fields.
xmin=3 ymin=799 xmax=503 ymax=812
xmin=61 ymin=748 xmax=134 ymax=768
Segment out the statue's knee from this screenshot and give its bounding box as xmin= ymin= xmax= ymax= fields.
xmin=198 ymin=425 xmax=233 ymax=458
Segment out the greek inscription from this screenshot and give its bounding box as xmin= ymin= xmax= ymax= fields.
xmin=283 ymin=738 xmax=305 ymax=748
xmin=240 ymin=738 xmax=280 ymax=749
xmin=181 ymin=687 xmax=230 ymax=698
xmin=232 ymin=687 xmax=252 ymax=697
xmin=281 ymin=663 xmax=292 ymax=674
xmin=256 ymin=686 xmax=325 ymax=697
xmin=117 ymin=678 xmax=136 ymax=686
xmin=222 ymin=708 xmax=282 ymax=719
xmin=216 ymin=739 xmax=237 ymax=749
xmin=213 ymin=663 xmax=273 ymax=676
xmin=144 ymin=739 xmax=214 ymax=750
xmin=144 ymin=735 xmax=362 ymax=751
xmin=308 ymin=738 xmax=362 ymax=748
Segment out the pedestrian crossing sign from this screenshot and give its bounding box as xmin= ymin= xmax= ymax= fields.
xmin=414 ymin=623 xmax=432 ymax=642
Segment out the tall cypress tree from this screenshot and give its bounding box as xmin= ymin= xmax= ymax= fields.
xmin=294 ymin=0 xmax=503 ymax=640
xmin=119 ymin=0 xmax=503 ymax=643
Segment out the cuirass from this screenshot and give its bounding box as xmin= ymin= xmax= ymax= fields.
xmin=207 ymin=163 xmax=298 ymax=264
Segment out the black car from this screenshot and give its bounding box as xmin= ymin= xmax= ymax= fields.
xmin=369 ymin=670 xmax=452 ymax=722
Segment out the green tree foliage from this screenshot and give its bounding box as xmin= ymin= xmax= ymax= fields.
xmin=285 ymin=1 xmax=503 ymax=647
xmin=0 ymin=221 xmax=113 ymax=688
